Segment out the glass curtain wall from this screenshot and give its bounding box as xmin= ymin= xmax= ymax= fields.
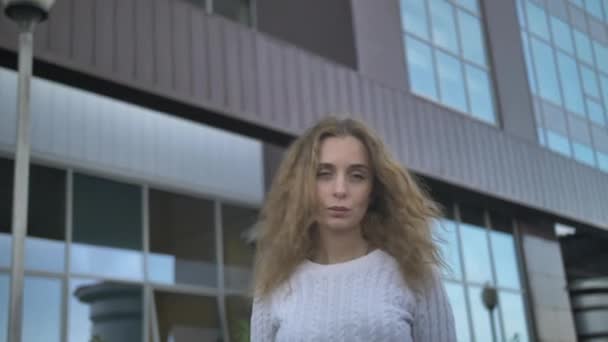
xmin=434 ymin=203 xmax=531 ymax=342
xmin=400 ymin=0 xmax=497 ymax=124
xmin=516 ymin=0 xmax=608 ymax=173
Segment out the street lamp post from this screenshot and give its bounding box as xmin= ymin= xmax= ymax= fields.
xmin=482 ymin=283 xmax=499 ymax=342
xmin=1 ymin=1 xmax=54 ymax=341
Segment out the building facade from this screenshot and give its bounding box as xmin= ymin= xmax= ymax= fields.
xmin=0 ymin=0 xmax=607 ymax=341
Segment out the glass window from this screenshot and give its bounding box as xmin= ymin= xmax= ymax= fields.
xmin=22 ymin=276 xmax=62 ymax=342
xmin=401 ymin=0 xmax=430 ymax=40
xmin=68 ymin=278 xmax=143 ymax=342
xmin=586 ymin=98 xmax=606 ymax=126
xmin=499 ymin=291 xmax=530 ymax=342
xmin=599 ymin=74 xmax=608 ymax=107
xmin=429 ymin=0 xmax=460 ymax=54
xmin=521 ymin=33 xmax=537 ymax=94
xmin=0 ymin=158 xmax=12 ymax=268
xmin=434 ymin=219 xmax=462 ymax=280
xmin=526 ymin=1 xmax=549 ymax=39
xmin=213 ymin=0 xmax=252 ymax=26
xmin=530 ymin=37 xmax=562 ymax=105
xmin=597 ymin=151 xmax=608 ymax=172
xmin=436 ymin=50 xmax=468 ymax=113
xmin=515 ymin=0 xmax=525 ymax=28
xmin=226 ymin=295 xmax=253 ymax=342
xmin=593 ymin=42 xmax=608 ymax=74
xmin=465 ymin=64 xmax=496 ymax=124
xmin=149 ymin=189 xmax=216 ymax=287
xmin=574 ymin=30 xmax=593 ymax=65
xmin=460 ymin=223 xmax=492 ymax=284
xmin=550 ymin=17 xmax=574 ymax=54
xmin=222 ymin=204 xmax=258 ymax=292
xmin=406 ymin=36 xmax=439 ymax=100
xmin=573 ymin=142 xmax=596 ymax=166
xmin=455 ymin=0 xmax=478 ymax=14
xmin=444 ymin=282 xmax=471 ymax=342
xmin=468 ymin=285 xmax=501 ymax=342
xmin=25 ymin=164 xmax=66 ymax=273
xmin=584 ymin=0 xmax=604 ymax=21
xmin=153 ymin=290 xmax=222 ymax=341
xmin=72 ymin=173 xmax=143 ymax=280
xmin=581 ymin=65 xmax=600 ymax=98
xmin=546 ymin=129 xmax=572 ymax=156
xmin=457 ymin=9 xmax=486 ymax=66
xmin=490 ymin=231 xmax=521 ymax=289
xmin=0 ymin=273 xmax=8 ymax=342
xmin=556 ymin=52 xmax=585 ymax=115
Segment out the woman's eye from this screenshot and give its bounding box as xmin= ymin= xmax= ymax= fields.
xmin=351 ymin=173 xmax=366 ymax=180
xmin=317 ymin=171 xmax=332 ymax=178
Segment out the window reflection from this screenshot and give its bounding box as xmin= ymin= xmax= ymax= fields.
xmin=226 ymin=295 xmax=253 ymax=342
xmin=429 ymin=0 xmax=459 ymax=54
xmin=222 ymin=204 xmax=258 ymax=292
xmin=434 ymin=219 xmax=462 ymax=280
xmin=499 ymin=291 xmax=530 ymax=342
xmin=22 ymin=276 xmax=62 ymax=342
xmin=0 ymin=158 xmax=12 ymax=268
xmin=400 ymin=0 xmax=429 ymax=39
xmin=406 ymin=36 xmax=438 ymax=100
xmin=0 ymin=274 xmax=8 ymax=342
xmin=153 ymin=290 xmax=222 ymax=341
xmin=465 ymin=64 xmax=495 ymax=123
xmin=468 ymin=285 xmax=501 ymax=342
xmin=68 ymin=278 xmax=143 ymax=342
xmin=149 ymin=189 xmax=216 ymax=287
xmin=460 ymin=223 xmax=493 ymax=284
xmin=525 ymin=1 xmax=549 ymax=39
xmin=546 ymin=129 xmax=572 ymax=157
xmin=490 ymin=231 xmax=521 ymax=289
xmin=458 ymin=9 xmax=486 ymax=67
xmin=213 ymin=0 xmax=252 ymax=27
xmin=436 ymin=51 xmax=467 ymax=113
xmin=530 ymin=37 xmax=562 ymax=105
xmin=72 ymin=173 xmax=143 ymax=280
xmin=444 ymin=281 xmax=471 ymax=342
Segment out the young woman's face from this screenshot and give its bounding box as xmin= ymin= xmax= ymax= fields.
xmin=315 ymin=135 xmax=373 ymax=233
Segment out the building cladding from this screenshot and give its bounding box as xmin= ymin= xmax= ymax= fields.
xmin=0 ymin=0 xmax=606 ymax=341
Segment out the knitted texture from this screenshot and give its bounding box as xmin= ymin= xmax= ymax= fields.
xmin=250 ymin=249 xmax=456 ymax=342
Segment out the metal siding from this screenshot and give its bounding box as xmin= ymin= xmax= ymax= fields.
xmin=134 ymin=0 xmax=155 ymax=85
xmin=191 ymin=11 xmax=209 ymax=102
xmin=172 ymin=0 xmax=193 ymax=96
xmin=323 ymin=60 xmax=338 ymax=114
xmin=48 ymin=0 xmax=71 ymax=57
xmin=255 ymin=36 xmax=273 ymax=121
xmin=311 ymin=56 xmax=328 ymax=120
xmin=72 ymin=0 xmax=94 ymax=67
xmin=240 ymin=29 xmax=258 ymax=116
xmin=296 ymin=50 xmax=314 ymax=124
xmin=283 ymin=46 xmax=300 ymax=129
xmin=154 ymin=0 xmax=174 ymax=91
xmin=224 ymin=22 xmax=243 ymax=114
xmin=94 ymin=0 xmax=115 ymax=75
xmin=116 ymin=0 xmax=136 ymax=80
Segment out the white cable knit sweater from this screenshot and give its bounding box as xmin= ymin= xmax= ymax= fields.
xmin=250 ymin=249 xmax=456 ymax=342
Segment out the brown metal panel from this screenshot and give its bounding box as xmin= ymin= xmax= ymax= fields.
xmin=207 ymin=15 xmax=227 ymax=107
xmin=94 ymin=0 xmax=114 ymax=74
xmin=134 ymin=0 xmax=155 ymax=85
xmin=255 ymin=35 xmax=273 ymax=122
xmin=283 ymin=45 xmax=301 ymax=129
xmin=172 ymin=0 xmax=192 ymax=96
xmin=48 ymin=0 xmax=71 ymax=57
xmin=223 ymin=21 xmax=242 ymax=114
xmin=116 ymin=0 xmax=136 ymax=80
xmin=239 ymin=28 xmax=258 ymax=117
xmin=72 ymin=0 xmax=94 ymax=66
xmin=153 ymin=0 xmax=173 ymax=91
xmin=190 ymin=10 xmax=209 ymax=101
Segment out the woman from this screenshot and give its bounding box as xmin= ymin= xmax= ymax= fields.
xmin=250 ymin=117 xmax=455 ymax=341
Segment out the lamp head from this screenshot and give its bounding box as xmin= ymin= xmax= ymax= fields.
xmin=2 ymin=0 xmax=54 ymax=22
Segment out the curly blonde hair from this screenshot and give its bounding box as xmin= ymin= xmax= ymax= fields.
xmin=252 ymin=116 xmax=443 ymax=298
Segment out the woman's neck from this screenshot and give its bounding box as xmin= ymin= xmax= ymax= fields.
xmin=312 ymin=227 xmax=370 ymax=264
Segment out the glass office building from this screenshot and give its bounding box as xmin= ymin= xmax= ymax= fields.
xmin=1 ymin=0 xmax=607 ymax=341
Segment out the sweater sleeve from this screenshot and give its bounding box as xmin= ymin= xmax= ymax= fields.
xmin=411 ymin=272 xmax=457 ymax=342
xmin=250 ymin=295 xmax=276 ymax=342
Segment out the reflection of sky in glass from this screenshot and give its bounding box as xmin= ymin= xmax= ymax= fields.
xmin=0 ymin=234 xmax=11 ymax=267
xmin=401 ymin=0 xmax=429 ymax=39
xmin=0 ymin=274 xmax=8 ymax=342
xmin=25 ymin=237 xmax=65 ymax=273
xmin=22 ymin=276 xmax=62 ymax=342
xmin=68 ymin=278 xmax=96 ymax=342
xmin=406 ymin=36 xmax=438 ymax=100
xmin=458 ymin=10 xmax=486 ymax=66
xmin=466 ymin=64 xmax=495 ymax=124
xmin=468 ymin=285 xmax=497 ymax=342
xmin=491 ymin=231 xmax=521 ymax=289
xmin=71 ymin=243 xmax=143 ymax=280
xmin=429 ymin=0 xmax=459 ymax=54
xmin=148 ymin=253 xmax=217 ymax=287
xmin=433 ymin=220 xmax=462 ymax=280
xmin=444 ymin=281 xmax=471 ymax=342
xmin=436 ymin=51 xmax=467 ymax=113
xmin=499 ymin=291 xmax=530 ymax=342
xmin=460 ymin=223 xmax=493 ymax=284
